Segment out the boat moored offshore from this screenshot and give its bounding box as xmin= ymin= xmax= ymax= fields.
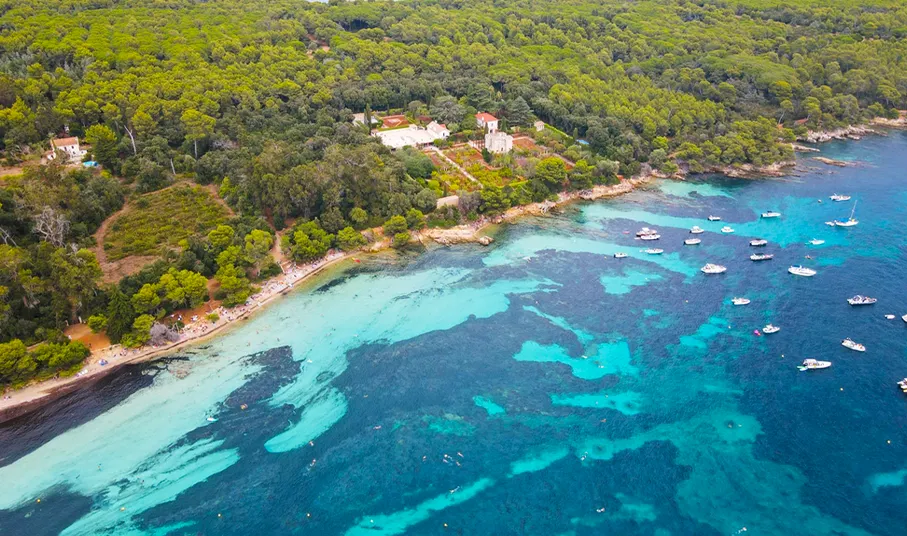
xmin=841 ymin=338 xmax=866 ymax=352
xmin=788 ymin=265 xmax=817 ymax=277
xmin=763 ymin=324 xmax=780 ymax=334
xmin=690 ymin=226 xmax=704 ymax=234
xmin=700 ymin=263 xmax=727 ymax=274
xmin=732 ymin=297 xmax=751 ymax=306
xmin=614 ymin=252 xmax=628 ymax=259
xmin=685 ymin=238 xmax=701 ymax=245
xmin=829 ymin=194 xmax=851 ymax=202
xmin=847 ymin=295 xmax=877 ymax=306
xmin=761 ymin=211 xmax=782 ymax=218
xmin=750 ymin=253 xmax=774 ymax=261
xmin=799 ymin=359 xmax=831 ymax=371
xmin=834 ymin=201 xmax=859 ymax=227
xmin=721 ymin=226 xmax=734 ymax=233
xmin=708 ymin=215 xmax=721 ymax=221
xmin=809 ymin=239 xmax=825 ymax=245
xmin=645 ymin=248 xmax=664 ymax=255
xmin=749 ymin=239 xmax=768 ymax=247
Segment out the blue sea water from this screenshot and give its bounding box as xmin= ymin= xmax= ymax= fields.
xmin=2 ymin=133 xmax=907 ymax=535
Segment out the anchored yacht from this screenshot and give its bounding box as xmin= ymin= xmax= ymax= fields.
xmin=614 ymin=252 xmax=628 ymax=259
xmin=685 ymin=238 xmax=701 ymax=245
xmin=645 ymin=248 xmax=664 ymax=255
xmin=841 ymin=338 xmax=866 ymax=352
xmin=708 ymin=215 xmax=721 ymax=221
xmin=721 ymin=226 xmax=734 ymax=233
xmin=829 ymin=194 xmax=851 ymax=202
xmin=809 ymin=239 xmax=825 ymax=245
xmin=750 ymin=253 xmax=773 ymax=261
xmin=799 ymin=359 xmax=831 ymax=371
xmin=749 ymin=239 xmax=768 ymax=247
xmin=761 ymin=211 xmax=782 ymax=218
xmin=763 ymin=324 xmax=780 ymax=334
xmin=847 ymin=295 xmax=877 ymax=306
xmin=732 ymin=297 xmax=751 ymax=306
xmin=701 ymin=263 xmax=727 ymax=274
xmin=788 ymin=265 xmax=817 ymax=277
xmin=690 ymin=226 xmax=704 ymax=234
xmin=835 ymin=201 xmax=859 ymax=227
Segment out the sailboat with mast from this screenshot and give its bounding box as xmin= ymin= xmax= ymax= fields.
xmin=835 ymin=200 xmax=859 ymax=227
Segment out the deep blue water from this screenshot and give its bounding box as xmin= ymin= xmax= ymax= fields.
xmin=1 ymin=133 xmax=907 ymax=535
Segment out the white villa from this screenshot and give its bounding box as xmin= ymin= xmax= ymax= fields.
xmin=485 ymin=131 xmax=513 ymax=154
xmin=476 ymin=112 xmax=499 ymax=132
xmin=374 ymin=121 xmax=449 ymax=150
xmin=48 ymin=137 xmax=86 ymax=163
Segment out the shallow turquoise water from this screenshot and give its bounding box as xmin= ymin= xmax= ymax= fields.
xmin=1 ymin=134 xmax=907 ymax=535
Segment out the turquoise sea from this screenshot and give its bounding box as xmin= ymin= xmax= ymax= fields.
xmin=2 ymin=133 xmax=907 ymax=535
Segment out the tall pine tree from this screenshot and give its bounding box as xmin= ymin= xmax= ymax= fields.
xmin=106 ymin=287 xmax=135 ymax=344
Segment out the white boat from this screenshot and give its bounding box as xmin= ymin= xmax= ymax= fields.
xmin=799 ymin=359 xmax=831 ymax=371
xmin=690 ymin=226 xmax=704 ymax=234
xmin=749 ymin=239 xmax=768 ymax=247
xmin=750 ymin=253 xmax=774 ymax=261
xmin=829 ymin=194 xmax=851 ymax=202
xmin=645 ymin=248 xmax=664 ymax=255
xmin=847 ymin=295 xmax=877 ymax=306
xmin=206 ymin=416 xmax=218 ymax=422
xmin=761 ymin=211 xmax=782 ymax=218
xmin=824 ymin=221 xmax=836 ymax=227
xmin=808 ymin=239 xmax=825 ymax=245
xmin=614 ymin=252 xmax=628 ymax=259
xmin=903 ymin=314 xmax=907 ymax=324
xmin=684 ymin=238 xmax=701 ymax=245
xmin=732 ymin=297 xmax=751 ymax=306
xmin=701 ymin=263 xmax=727 ymax=274
xmin=639 ymin=234 xmax=661 ymax=241
xmin=708 ymin=215 xmax=721 ymax=221
xmin=763 ymin=324 xmax=780 ymax=334
xmin=885 ymin=314 xmax=895 ymax=320
xmin=841 ymin=338 xmax=866 ymax=352
xmin=788 ymin=265 xmax=817 ymax=277
xmin=834 ymin=201 xmax=858 ymax=227
xmin=721 ymin=226 xmax=734 ymax=233
xmin=636 ymin=227 xmax=659 ymax=237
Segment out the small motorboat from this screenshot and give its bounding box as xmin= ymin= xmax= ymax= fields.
xmin=761 ymin=211 xmax=782 ymax=218
xmin=614 ymin=252 xmax=628 ymax=259
xmin=708 ymin=215 xmax=721 ymax=221
xmin=847 ymin=295 xmax=877 ymax=306
xmin=206 ymin=416 xmax=218 ymax=423
xmin=808 ymin=239 xmax=825 ymax=245
xmin=829 ymin=194 xmax=851 ymax=202
xmin=690 ymin=226 xmax=704 ymax=234
xmin=903 ymin=314 xmax=907 ymax=324
xmin=763 ymin=324 xmax=780 ymax=334
xmin=799 ymin=359 xmax=831 ymax=371
xmin=788 ymin=265 xmax=817 ymax=277
xmin=701 ymin=263 xmax=727 ymax=274
xmin=897 ymin=379 xmax=907 ymax=393
xmin=639 ymin=234 xmax=661 ymax=241
xmin=645 ymin=248 xmax=664 ymax=255
xmin=636 ymin=227 xmax=659 ymax=237
xmin=749 ymin=239 xmax=768 ymax=247
xmin=732 ymin=297 xmax=751 ymax=306
xmin=685 ymin=238 xmax=701 ymax=245
xmin=885 ymin=314 xmax=896 ymax=320
xmin=750 ymin=253 xmax=774 ymax=261
xmin=721 ymin=226 xmax=734 ymax=233
xmin=841 ymin=338 xmax=866 ymax=352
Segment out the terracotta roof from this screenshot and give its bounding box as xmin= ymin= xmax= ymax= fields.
xmin=52 ymin=137 xmax=79 ymax=147
xmin=476 ymin=113 xmax=498 ymax=123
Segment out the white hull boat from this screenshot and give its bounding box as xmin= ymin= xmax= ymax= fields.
xmin=708 ymin=216 xmax=721 ymax=221
xmin=761 ymin=211 xmax=782 ymax=218
xmin=799 ymin=359 xmax=831 ymax=371
xmin=841 ymin=338 xmax=866 ymax=352
xmin=825 ymin=221 xmax=836 ymax=227
xmin=829 ymin=194 xmax=851 ymax=202
xmin=809 ymin=239 xmax=825 ymax=245
xmin=749 ymin=239 xmax=768 ymax=247
xmin=614 ymin=253 xmax=628 ymax=259
xmin=645 ymin=248 xmax=664 ymax=255
xmin=721 ymin=226 xmax=734 ymax=233
xmin=903 ymin=314 xmax=907 ymax=324
xmin=763 ymin=324 xmax=780 ymax=334
xmin=701 ymin=263 xmax=727 ymax=274
xmin=750 ymin=254 xmax=773 ymax=261
xmin=636 ymin=227 xmax=658 ymax=237
xmin=788 ymin=265 xmax=817 ymax=277
xmin=835 ymin=201 xmax=859 ymax=227
xmin=639 ymin=234 xmax=661 ymax=241
xmin=690 ymin=226 xmax=704 ymax=234
xmin=732 ymin=297 xmax=751 ymax=306
xmin=847 ymin=295 xmax=877 ymax=306
xmin=685 ymin=238 xmax=701 ymax=245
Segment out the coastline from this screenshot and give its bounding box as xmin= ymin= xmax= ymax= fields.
xmin=2 ymin=120 xmax=893 ymax=422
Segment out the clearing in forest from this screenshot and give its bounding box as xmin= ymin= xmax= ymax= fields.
xmin=102 ymin=184 xmax=229 ymax=262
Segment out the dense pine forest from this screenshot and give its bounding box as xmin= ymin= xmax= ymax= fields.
xmin=1 ymin=0 xmax=906 ymax=385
